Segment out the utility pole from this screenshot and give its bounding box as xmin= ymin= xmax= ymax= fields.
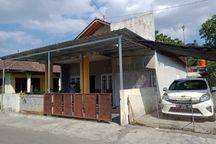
xmin=182 ymin=25 xmax=185 ymax=44
xmin=182 ymin=25 xmax=188 ymax=76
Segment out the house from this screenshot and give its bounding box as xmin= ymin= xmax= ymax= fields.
xmin=0 ymin=60 xmax=60 ymax=94
xmin=1 ymin=13 xmax=216 ymax=125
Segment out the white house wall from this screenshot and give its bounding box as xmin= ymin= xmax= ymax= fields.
xmin=0 ymin=93 xmax=44 ymax=113
xmin=1 ymin=93 xmax=20 ymax=112
xmin=111 ymin=13 xmax=155 ymax=41
xmin=112 ymin=54 xmax=156 ymax=106
xmin=155 ymin=52 xmax=187 ymax=96
xmin=120 ymin=87 xmax=157 ymax=125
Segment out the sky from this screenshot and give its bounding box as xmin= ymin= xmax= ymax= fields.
xmin=0 ymin=0 xmax=215 ymax=56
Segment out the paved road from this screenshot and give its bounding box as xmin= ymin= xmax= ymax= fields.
xmin=0 ymin=113 xmax=216 ymax=144
xmin=0 ymin=125 xmax=100 ymax=144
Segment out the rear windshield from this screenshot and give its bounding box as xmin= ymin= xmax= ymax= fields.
xmin=169 ymin=80 xmax=208 ymax=90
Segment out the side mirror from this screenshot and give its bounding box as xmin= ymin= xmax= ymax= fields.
xmin=163 ymin=87 xmax=168 ymax=92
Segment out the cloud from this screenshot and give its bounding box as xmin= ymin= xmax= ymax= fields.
xmin=0 ymin=0 xmax=215 ymax=39
xmin=97 ymin=0 xmax=154 ymax=20
xmin=94 ymin=0 xmax=216 ymax=43
xmin=0 ymin=0 xmax=216 ymax=56
xmin=0 ymin=0 xmax=96 ymax=34
xmin=0 ymin=0 xmax=95 ymax=22
xmin=0 ymin=31 xmax=42 ymax=55
xmin=0 ymin=31 xmax=42 ymax=45
xmin=153 ymin=0 xmax=216 ymax=43
xmin=23 ymin=15 xmax=88 ymax=34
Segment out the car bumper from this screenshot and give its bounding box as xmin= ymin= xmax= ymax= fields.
xmin=161 ymin=99 xmax=214 ymax=117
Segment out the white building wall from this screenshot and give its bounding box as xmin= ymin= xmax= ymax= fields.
xmin=111 ymin=13 xmax=155 ymax=41
xmin=20 ymin=95 xmax=44 ymax=114
xmin=120 ymin=87 xmax=157 ymax=125
xmin=0 ymin=94 xmax=44 ymax=113
xmin=112 ymin=53 xmax=156 ymax=107
xmin=1 ymin=94 xmax=20 ymax=112
xmin=4 ymin=73 xmax=15 ymax=94
xmin=155 ymin=52 xmax=187 ymax=96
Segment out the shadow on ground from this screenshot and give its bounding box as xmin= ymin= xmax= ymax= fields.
xmin=150 ymin=109 xmax=215 ymax=123
xmin=135 ymin=108 xmax=216 ymax=135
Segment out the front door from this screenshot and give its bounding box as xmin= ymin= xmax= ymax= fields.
xmin=101 ymin=74 xmax=112 ymax=93
xmin=90 ymin=75 xmax=95 ymax=93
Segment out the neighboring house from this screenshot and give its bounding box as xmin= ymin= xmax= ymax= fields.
xmin=2 ymin=13 xmax=215 ymax=124
xmin=0 ymin=60 xmax=60 ymax=94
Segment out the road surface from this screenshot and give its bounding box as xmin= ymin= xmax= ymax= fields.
xmin=0 ymin=113 xmax=216 ymax=144
xmin=0 ymin=125 xmax=100 ymax=144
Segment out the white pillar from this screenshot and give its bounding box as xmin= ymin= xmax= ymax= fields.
xmin=118 ymin=36 xmax=128 ymax=125
xmin=27 ymin=73 xmax=31 ymax=93
xmin=4 ymin=73 xmax=15 ymax=94
xmin=118 ymin=37 xmax=124 ymax=90
xmin=58 ymin=66 xmax=62 ymax=91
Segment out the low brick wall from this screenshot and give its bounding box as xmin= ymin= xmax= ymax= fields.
xmin=0 ymin=94 xmax=44 ymax=114
xmin=1 ymin=94 xmax=20 ymax=112
xmin=20 ymin=95 xmax=44 ymax=114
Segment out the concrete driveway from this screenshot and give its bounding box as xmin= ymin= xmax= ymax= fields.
xmin=0 ymin=113 xmax=216 ymax=144
xmin=136 ymin=110 xmax=216 ymax=135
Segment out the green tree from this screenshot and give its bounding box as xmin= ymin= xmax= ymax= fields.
xmin=186 ymin=40 xmax=200 ymax=67
xmin=155 ymin=30 xmax=197 ymax=67
xmin=155 ymin=30 xmax=183 ymax=45
xmin=200 ymin=15 xmax=216 ymax=47
xmin=207 ymin=61 xmax=216 ymax=86
xmin=200 ymin=15 xmax=216 ymax=86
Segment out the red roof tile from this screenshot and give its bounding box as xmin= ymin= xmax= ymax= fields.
xmin=0 ymin=60 xmax=60 ymax=73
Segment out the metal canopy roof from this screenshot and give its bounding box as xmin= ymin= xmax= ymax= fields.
xmin=1 ymin=28 xmax=216 ymax=64
xmin=0 ymin=28 xmax=149 ymax=64
xmin=139 ymin=40 xmax=216 ymax=61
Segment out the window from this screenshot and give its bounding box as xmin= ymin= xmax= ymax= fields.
xmin=71 ymin=77 xmax=80 ymax=85
xmin=70 ymin=77 xmax=80 ymax=92
xmin=53 ymin=78 xmax=59 ymax=92
xmin=0 ymin=78 xmax=2 ymax=93
xmin=169 ymin=80 xmax=208 ymax=90
xmin=101 ymin=74 xmax=112 ymax=91
xmin=31 ymin=78 xmax=40 ymax=93
xmin=15 ymin=78 xmax=27 ymax=93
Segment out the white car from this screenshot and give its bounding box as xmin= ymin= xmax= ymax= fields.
xmin=161 ymin=78 xmax=215 ymax=120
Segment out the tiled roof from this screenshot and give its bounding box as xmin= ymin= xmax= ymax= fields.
xmin=0 ymin=60 xmax=60 ymax=73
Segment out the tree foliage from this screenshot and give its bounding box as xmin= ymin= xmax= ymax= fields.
xmin=207 ymin=61 xmax=216 ymax=87
xmin=155 ymin=30 xmax=183 ymax=45
xmin=155 ymin=30 xmax=198 ymax=67
xmin=200 ymin=15 xmax=216 ymax=47
xmin=200 ymin=15 xmax=216 ymax=86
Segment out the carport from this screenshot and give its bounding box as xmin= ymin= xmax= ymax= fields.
xmin=1 ymin=28 xmax=216 ymax=125
xmin=1 ymin=28 xmax=153 ymax=124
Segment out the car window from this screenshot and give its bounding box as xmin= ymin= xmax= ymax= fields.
xmin=169 ymin=80 xmax=208 ymax=90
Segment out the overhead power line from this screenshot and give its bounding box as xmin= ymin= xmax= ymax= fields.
xmin=105 ymin=0 xmax=208 ymax=20
xmin=91 ymin=0 xmax=105 ymax=19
